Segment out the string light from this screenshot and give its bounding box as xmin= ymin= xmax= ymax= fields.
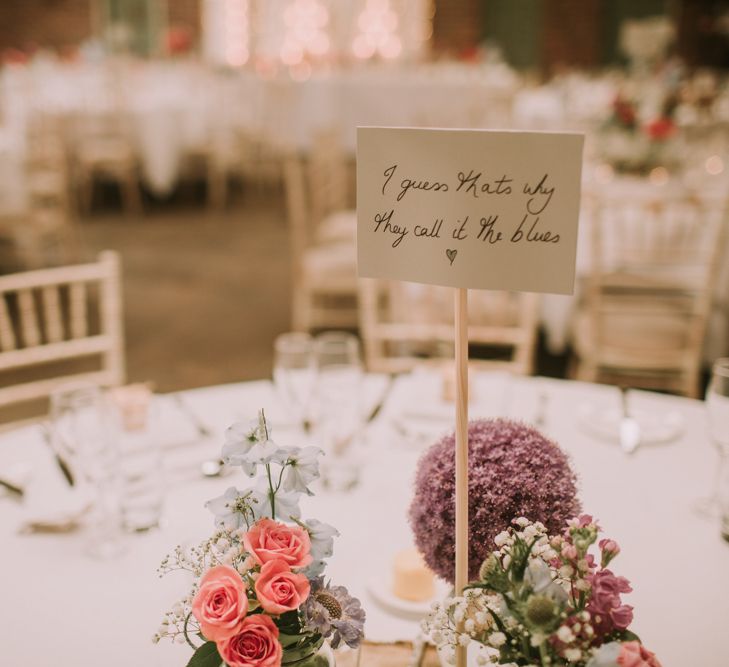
xmin=280 ymin=0 xmax=330 ymax=66
xmin=352 ymin=0 xmax=402 ymax=60
xmin=705 ymin=155 xmax=724 ymax=176
xmin=649 ymin=166 xmax=669 ymax=185
xmin=224 ymin=0 xmax=249 ymax=67
xmin=202 ymin=0 xmax=249 ymax=67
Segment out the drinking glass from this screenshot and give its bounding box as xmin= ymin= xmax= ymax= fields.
xmin=273 ymin=332 xmax=315 ymax=432
xmin=695 ymin=359 xmax=729 ymax=519
xmin=311 ymin=332 xmax=363 ymax=491
xmin=50 ymin=383 xmax=125 ymax=558
xmin=706 ymin=360 xmax=729 ymax=537
xmin=111 ymin=384 xmax=164 ymax=532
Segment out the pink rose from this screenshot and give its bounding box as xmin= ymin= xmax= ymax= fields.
xmin=254 ymin=559 xmax=311 ymax=614
xmin=192 ymin=565 xmax=249 ymax=641
xmin=618 ymin=641 xmax=662 ymax=667
xmin=244 ymin=518 xmax=313 ymax=569
xmin=218 ymin=614 xmax=282 ymax=667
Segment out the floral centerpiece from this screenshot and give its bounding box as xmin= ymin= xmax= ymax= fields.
xmin=598 ymin=91 xmax=680 ymax=174
xmin=410 ymin=419 xmax=580 ymax=583
xmin=155 ymin=411 xmax=365 ymax=667
xmin=424 ymin=515 xmax=661 ymax=667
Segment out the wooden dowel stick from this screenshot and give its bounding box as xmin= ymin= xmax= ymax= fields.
xmin=454 ymin=287 xmax=469 ymax=667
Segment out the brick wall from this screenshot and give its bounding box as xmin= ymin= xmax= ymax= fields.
xmin=0 ymin=0 xmax=93 ymax=52
xmin=432 ymin=0 xmax=482 ymax=56
xmin=541 ymin=0 xmax=603 ymax=74
xmin=0 ymin=0 xmax=202 ymax=54
xmin=167 ymin=0 xmax=201 ymax=43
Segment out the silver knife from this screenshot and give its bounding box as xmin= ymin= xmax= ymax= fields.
xmin=619 ymin=387 xmax=641 ymax=454
xmin=365 ymin=374 xmax=397 ymax=424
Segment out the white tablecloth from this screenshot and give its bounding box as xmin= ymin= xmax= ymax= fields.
xmin=0 ymin=61 xmax=236 ymax=198
xmin=236 ymin=64 xmax=518 ymax=153
xmin=0 ymin=371 xmax=727 ymax=666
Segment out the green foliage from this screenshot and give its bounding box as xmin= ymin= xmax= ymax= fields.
xmin=185 ymin=641 xmax=222 ymax=667
xmin=509 ymin=536 xmax=537 ymax=583
xmin=281 ymin=636 xmax=325 ymax=665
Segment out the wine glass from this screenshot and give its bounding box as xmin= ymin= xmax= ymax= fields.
xmin=50 ymin=383 xmax=125 ymax=558
xmin=695 ymin=358 xmax=729 ymax=520
xmin=273 ymin=332 xmax=315 ymax=433
xmin=311 ymin=332 xmax=363 ymax=491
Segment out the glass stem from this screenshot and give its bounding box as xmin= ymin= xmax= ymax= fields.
xmin=710 ymin=445 xmax=725 ymax=503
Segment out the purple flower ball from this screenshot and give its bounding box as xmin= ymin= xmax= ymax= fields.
xmin=409 ymin=418 xmax=580 ymax=583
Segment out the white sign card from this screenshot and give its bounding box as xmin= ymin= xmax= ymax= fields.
xmin=357 ymin=127 xmax=584 ymax=295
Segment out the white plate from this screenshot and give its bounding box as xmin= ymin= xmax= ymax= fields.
xmin=367 ymin=574 xmax=452 ymax=618
xmin=578 ymin=404 xmax=684 ymax=446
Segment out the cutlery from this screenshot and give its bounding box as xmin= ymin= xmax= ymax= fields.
xmin=0 ymin=477 xmax=24 ymax=498
xmin=18 ymin=502 xmax=92 ymax=534
xmin=619 ymin=387 xmax=641 ymax=455
xmin=410 ymin=635 xmax=427 ymax=667
xmin=173 ymin=393 xmax=214 ymax=439
xmin=365 ymin=374 xmax=397 ymax=424
xmin=200 ymin=458 xmax=231 ymax=478
xmin=39 ymin=423 xmax=76 ymax=486
xmin=534 ymin=388 xmax=549 ymax=428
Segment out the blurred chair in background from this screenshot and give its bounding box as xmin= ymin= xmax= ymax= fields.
xmin=571 ymin=191 xmax=728 ymax=397
xmin=72 ymin=109 xmax=141 ymax=215
xmin=283 ymin=130 xmax=357 ymax=332
xmin=236 ymin=79 xmax=297 ymax=193
xmin=237 ymin=128 xmax=286 ymax=193
xmin=358 ymin=280 xmax=539 ymax=375
xmin=0 ymin=250 xmax=125 ymax=411
xmin=0 ymin=113 xmax=79 ymax=272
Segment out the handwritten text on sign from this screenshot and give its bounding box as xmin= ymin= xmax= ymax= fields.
xmin=357 ymin=128 xmax=584 ymax=294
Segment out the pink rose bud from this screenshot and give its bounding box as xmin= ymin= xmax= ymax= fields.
xmin=599 ymin=538 xmax=620 ymax=566
xmin=617 ymin=640 xmax=663 ymax=667
xmin=600 ymin=538 xmax=620 ymax=554
xmin=561 ymin=544 xmax=578 ymax=560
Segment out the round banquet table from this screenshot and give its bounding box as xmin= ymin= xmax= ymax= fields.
xmin=0 ymin=370 xmax=727 ymax=667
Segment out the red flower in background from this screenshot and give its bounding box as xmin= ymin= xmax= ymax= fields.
xmin=166 ymin=26 xmax=193 ymax=55
xmin=613 ymin=97 xmax=637 ymax=128
xmin=2 ymin=48 xmax=29 ymax=65
xmin=645 ymin=117 xmax=676 ymax=141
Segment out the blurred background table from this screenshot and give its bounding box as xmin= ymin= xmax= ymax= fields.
xmin=0 ymin=370 xmax=727 ymax=666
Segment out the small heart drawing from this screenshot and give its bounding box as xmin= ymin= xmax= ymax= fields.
xmin=446 ymin=248 xmax=457 ymax=265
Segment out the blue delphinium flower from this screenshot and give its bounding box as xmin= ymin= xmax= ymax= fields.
xmin=205 ymin=486 xmax=253 ymax=530
xmin=249 ymin=480 xmax=302 ymax=522
xmin=222 ymin=418 xmax=287 ymax=477
xmin=305 ymin=519 xmax=339 ymax=561
xmin=282 ymin=446 xmax=323 ymax=495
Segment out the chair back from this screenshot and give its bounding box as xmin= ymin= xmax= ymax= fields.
xmin=0 ymin=251 xmax=125 ymax=407
xmin=308 ymin=130 xmax=351 ymax=227
xmin=580 ymin=189 xmax=728 ymax=395
xmin=359 ymin=280 xmax=539 ymax=375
